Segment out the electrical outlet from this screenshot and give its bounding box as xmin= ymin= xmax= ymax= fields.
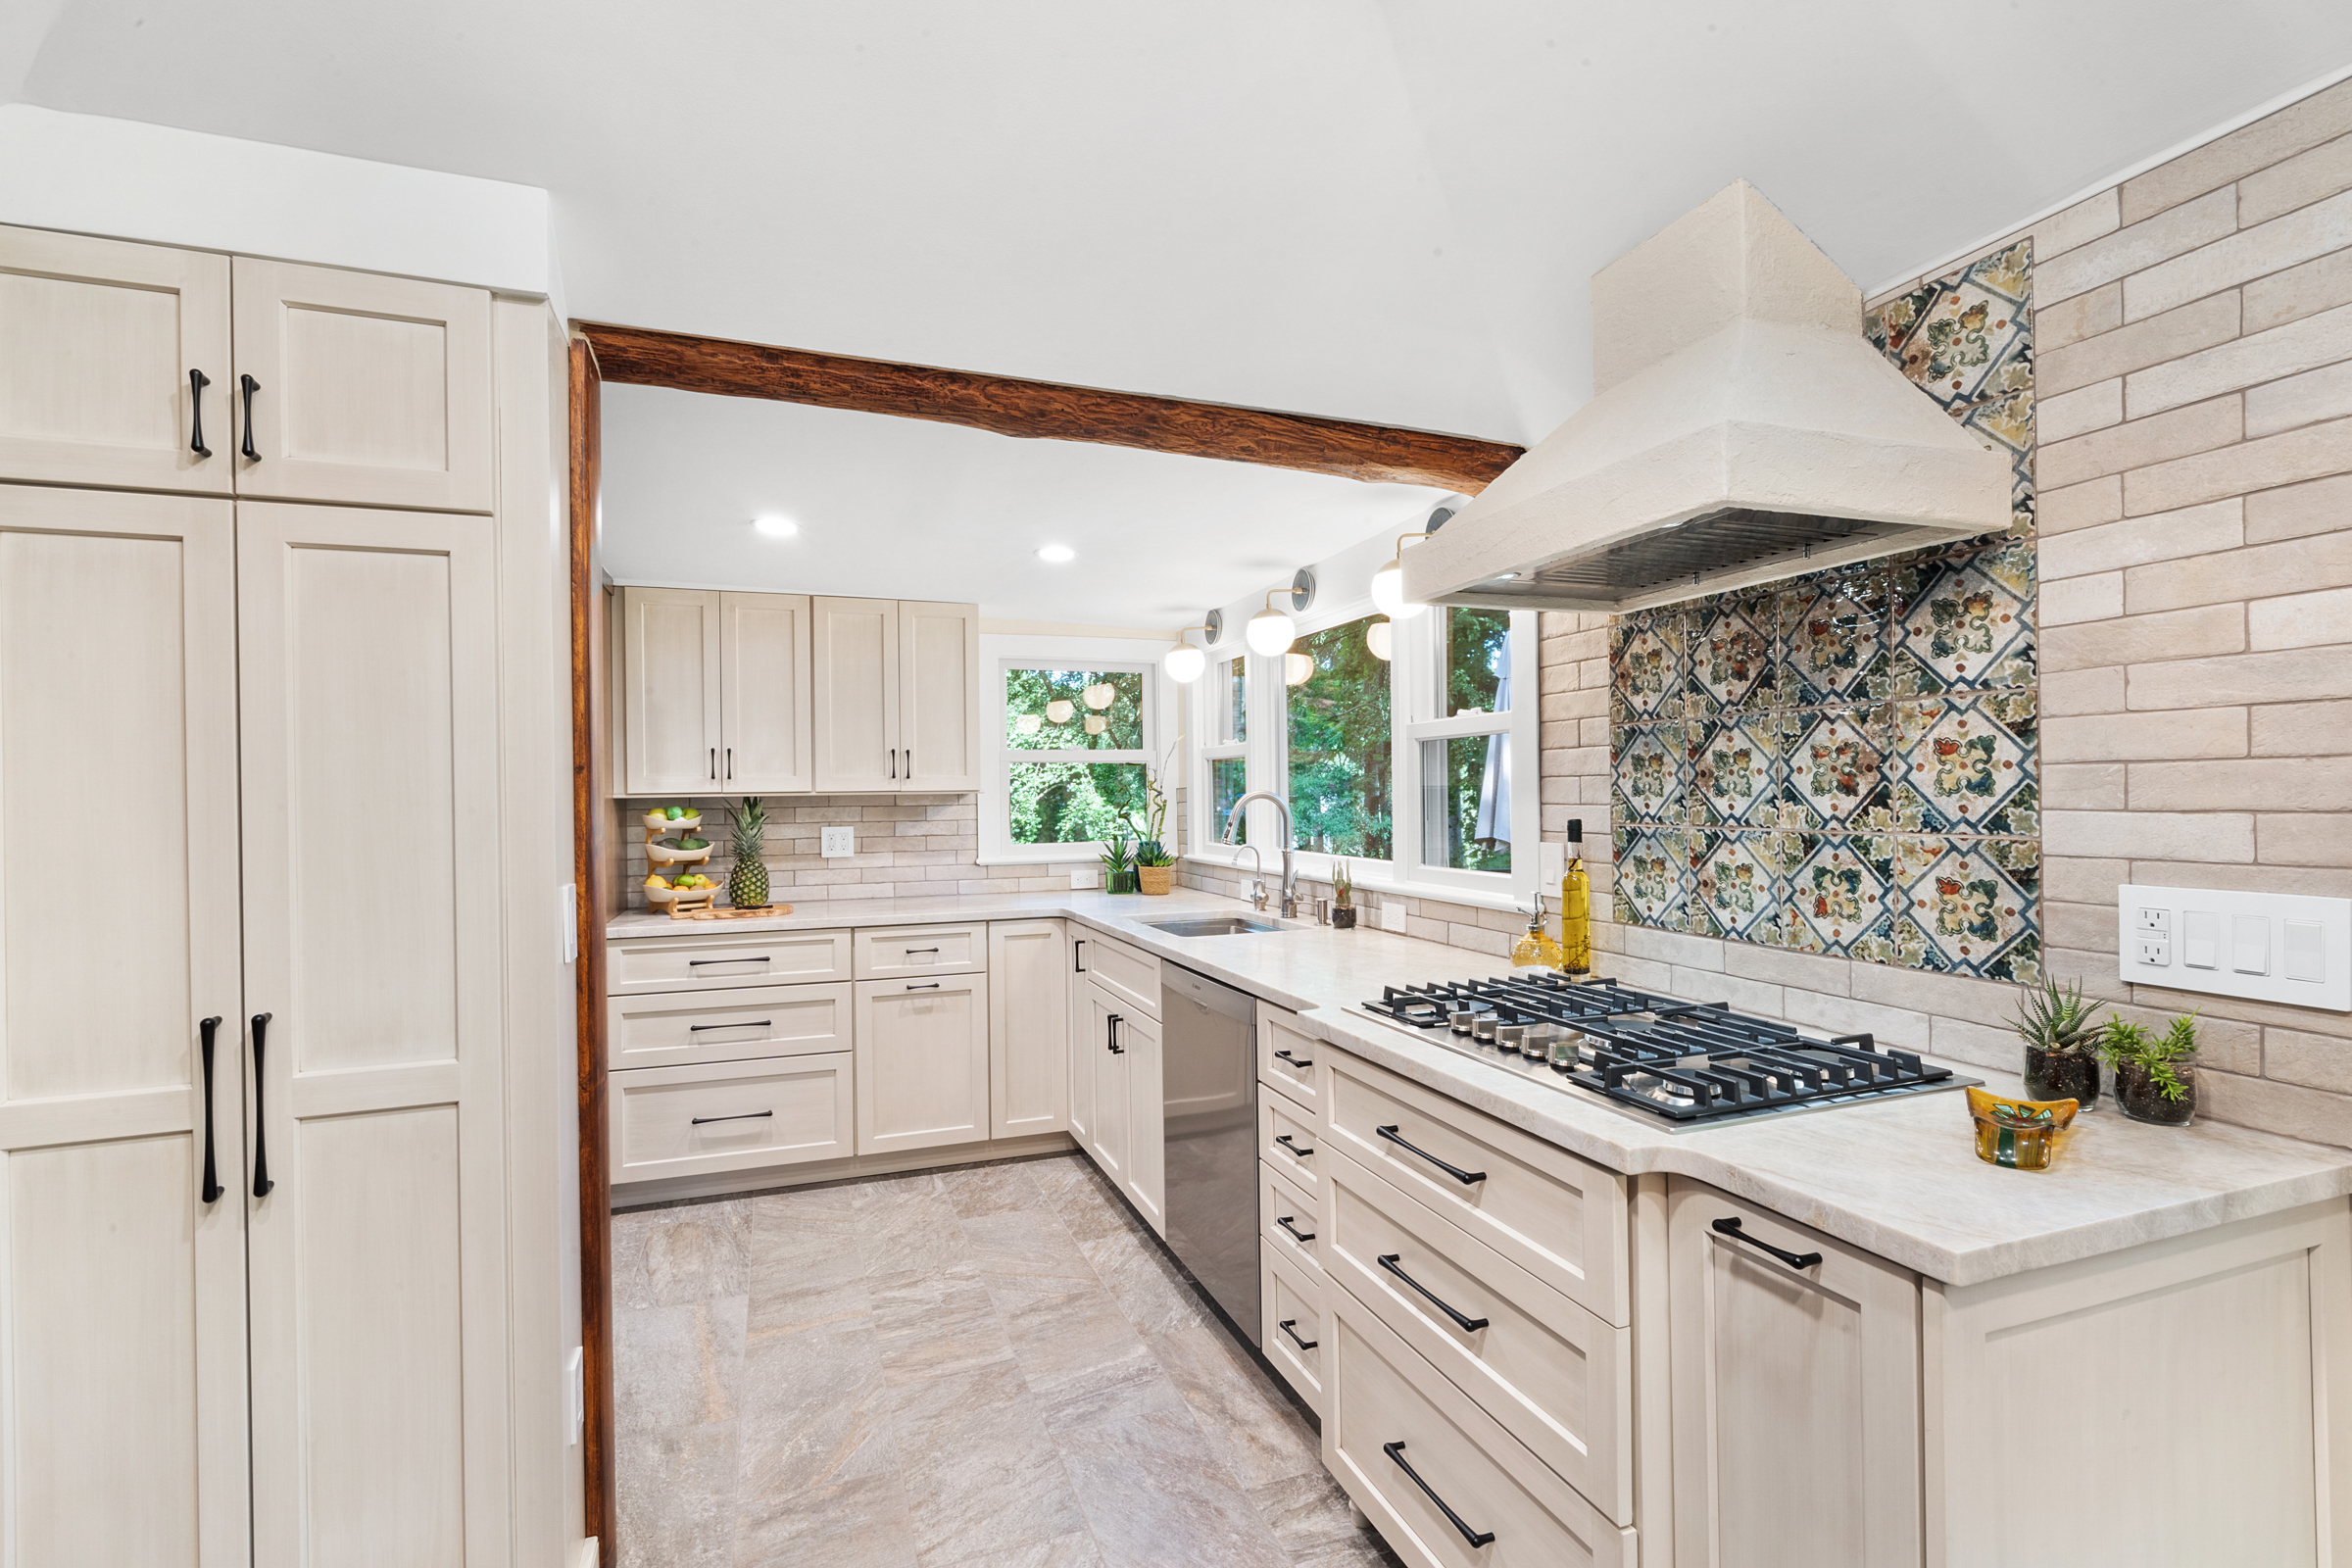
xmin=1070 ymin=868 xmax=1101 ymax=890
xmin=820 ymin=826 xmax=855 ymax=858
xmin=2134 ymin=936 xmax=2171 ymax=967
xmin=2119 ymin=884 xmax=2349 ymax=1010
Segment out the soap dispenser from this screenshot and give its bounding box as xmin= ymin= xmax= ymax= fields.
xmin=1560 ymin=819 xmax=1592 ymax=975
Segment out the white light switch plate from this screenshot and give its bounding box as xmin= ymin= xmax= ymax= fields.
xmin=820 ymin=826 xmax=855 ymax=858
xmin=2117 ymin=884 xmax=2350 ymax=1010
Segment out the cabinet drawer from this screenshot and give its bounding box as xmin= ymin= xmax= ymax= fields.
xmin=608 ymin=929 xmax=851 ymax=995
xmin=854 ymin=923 xmax=985 ymax=980
xmin=1328 ymin=1149 xmax=1631 ymax=1524
xmin=1258 ymin=1004 xmax=1322 ymax=1115
xmin=607 ymin=983 xmax=852 ymax=1072
xmin=1263 ymin=1238 xmax=1326 ymax=1415
xmin=1073 ymin=927 xmax=1158 ymax=1019
xmin=610 ymin=1054 xmax=854 ymax=1185
xmin=1326 ymin=1291 xmax=1632 ymax=1568
xmin=1262 ymin=1158 xmax=1326 ymax=1281
xmin=1327 ymin=1053 xmax=1628 ymax=1326
xmin=1260 ymin=1092 xmax=1322 ymax=1200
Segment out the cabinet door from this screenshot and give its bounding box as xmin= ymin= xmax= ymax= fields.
xmin=229 ymin=259 xmax=492 ymax=512
xmin=989 ymin=920 xmax=1069 ymax=1138
xmin=1119 ymin=1006 xmax=1166 ymax=1235
xmin=812 ymin=596 xmax=900 ymax=791
xmin=236 ymin=502 xmax=511 ymax=1566
xmin=0 ymin=225 xmax=232 ymax=493
xmin=898 ymin=599 xmax=980 ymax=791
xmin=1068 ymin=963 xmax=1098 ymax=1151
xmin=620 ymin=586 xmax=722 ymax=796
xmin=1667 ymin=1177 xmax=1921 ymax=1568
xmin=719 ymin=590 xmax=811 ymax=793
xmin=0 ymin=486 xmax=249 ymax=1566
xmin=855 ymin=973 xmax=990 ymax=1155
xmin=1080 ymin=984 xmax=1129 ymax=1182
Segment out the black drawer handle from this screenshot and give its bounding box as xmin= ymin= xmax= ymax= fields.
xmin=238 ymin=373 xmax=260 ymax=461
xmin=1277 ymin=1213 xmax=1315 ymax=1245
xmin=188 ymin=369 xmax=213 ymax=457
xmin=1712 ymin=1215 xmax=1822 ymax=1271
xmin=198 ymin=1015 xmax=223 ymax=1204
xmin=688 ymin=956 xmax=770 ymax=966
xmin=906 ymin=983 xmax=940 ymax=991
xmin=1383 ymin=1442 xmax=1494 ymax=1549
xmin=1274 ymin=1132 xmax=1314 ymax=1159
xmin=904 ymin=947 xmax=940 ymax=955
xmin=1278 ymin=1318 xmax=1319 ymax=1352
xmin=1377 ymin=1252 xmax=1489 ymax=1333
xmin=250 ymin=1013 xmax=275 ymax=1198
xmin=1073 ymin=938 xmax=1087 ymax=972
xmin=1273 ymin=1048 xmax=1313 ymax=1069
xmin=689 ymin=1020 xmax=771 ymax=1031
xmin=691 ymin=1110 xmax=774 ymax=1126
xmin=1107 ymin=1013 xmax=1124 ymax=1054
xmin=1375 ymin=1123 xmax=1486 ymax=1185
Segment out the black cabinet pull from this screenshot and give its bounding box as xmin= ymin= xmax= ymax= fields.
xmin=906 ymin=982 xmax=940 ymax=992
xmin=889 ymin=748 xmax=898 ymax=779
xmin=1711 ymin=1215 xmax=1822 ymax=1271
xmin=1106 ymin=1014 xmax=1125 ymax=1054
xmin=1375 ymin=1123 xmax=1486 ymax=1186
xmin=710 ymin=748 xmax=716 ymax=779
xmin=198 ymin=1016 xmax=223 ymax=1203
xmin=1382 ymin=1442 xmax=1494 ymax=1549
xmin=1278 ymin=1318 xmax=1319 ymax=1352
xmin=689 ymin=1020 xmax=771 ymax=1032
xmin=725 ymin=747 xmax=732 ymax=780
xmin=1273 ymin=1048 xmax=1313 ymax=1069
xmin=1274 ymin=1132 xmax=1314 ymax=1159
xmin=688 ymin=956 xmax=769 ymax=966
xmin=1073 ymin=938 xmax=1087 ymax=972
xmin=1377 ymin=1252 xmax=1489 ymax=1333
xmin=904 ymin=947 xmax=940 ymax=955
xmin=690 ymin=1110 xmax=774 ymax=1126
xmin=188 ymin=369 xmax=213 ymax=457
xmin=1277 ymin=1213 xmax=1315 ymax=1245
xmin=250 ymin=1013 xmax=275 ymax=1198
xmin=237 ymin=374 xmax=259 ymax=461
xmin=905 ymin=749 xmax=911 ymax=776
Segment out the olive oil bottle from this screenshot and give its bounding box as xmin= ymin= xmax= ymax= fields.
xmin=1559 ymin=818 xmax=1592 ymax=975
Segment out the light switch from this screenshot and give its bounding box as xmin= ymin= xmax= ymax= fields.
xmin=2232 ymin=914 xmax=2269 ymax=975
xmin=820 ymin=826 xmax=855 ymax=858
xmin=2183 ymin=910 xmax=2220 ymax=969
xmin=2284 ymin=920 xmax=2326 ymax=983
xmin=2137 ymin=906 xmax=2169 ymax=932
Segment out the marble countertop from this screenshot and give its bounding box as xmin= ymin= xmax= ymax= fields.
xmin=609 ymin=891 xmax=2352 ymax=1288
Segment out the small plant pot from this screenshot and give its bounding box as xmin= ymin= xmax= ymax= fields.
xmin=2115 ymin=1060 xmax=2195 ymax=1126
xmin=1107 ymin=870 xmax=1140 ymax=895
xmin=2023 ymin=1047 xmax=2100 ymax=1110
xmin=1137 ymin=865 xmax=1174 ymax=896
xmin=1332 ymin=905 xmax=1357 ymax=929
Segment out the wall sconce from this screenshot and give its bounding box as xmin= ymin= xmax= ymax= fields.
xmin=1163 ymin=614 xmax=1217 ymax=683
xmin=1284 ymin=652 xmax=1314 ymax=685
xmin=1247 ymin=588 xmax=1296 ymax=656
xmin=1365 ymin=618 xmax=1394 ymax=661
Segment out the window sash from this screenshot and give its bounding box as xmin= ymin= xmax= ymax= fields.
xmin=985 ymin=647 xmax=1164 ymax=863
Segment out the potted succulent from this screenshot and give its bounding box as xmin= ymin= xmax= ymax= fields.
xmin=2100 ymin=1011 xmax=2199 ymax=1126
xmin=1135 ymin=841 xmax=1176 ymax=896
xmin=2007 ymin=972 xmax=2101 ymax=1109
xmin=1331 ymin=859 xmax=1357 ymax=929
xmin=1101 ymin=835 xmax=1139 ymax=895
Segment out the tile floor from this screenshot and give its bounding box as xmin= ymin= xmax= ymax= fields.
xmin=612 ymin=1153 xmax=1405 ymax=1568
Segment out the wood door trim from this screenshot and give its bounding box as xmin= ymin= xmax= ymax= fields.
xmin=568 ymin=334 xmax=617 ymax=1567
xmin=570 ymin=320 xmax=1522 ymax=494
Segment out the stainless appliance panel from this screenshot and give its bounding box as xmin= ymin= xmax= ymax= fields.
xmin=1161 ymin=963 xmax=1260 ymax=1344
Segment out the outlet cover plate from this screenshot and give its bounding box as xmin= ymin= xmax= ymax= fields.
xmin=1070 ymin=868 xmax=1101 ymax=890
xmin=820 ymin=826 xmax=855 ymax=858
xmin=2117 ymin=883 xmax=2349 ymax=1011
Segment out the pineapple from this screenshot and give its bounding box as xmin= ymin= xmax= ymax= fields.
xmin=726 ymin=797 xmax=770 ymax=908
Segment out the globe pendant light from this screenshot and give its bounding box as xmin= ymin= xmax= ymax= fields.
xmin=1246 ymin=588 xmax=1295 ymax=656
xmin=1082 ymin=681 xmax=1116 ymax=710
xmin=1365 ymin=618 xmax=1394 ymax=661
xmin=1373 ymin=521 xmax=1445 ymax=620
xmin=1162 ymin=620 xmax=1214 ymax=683
xmin=1284 ymin=652 xmax=1314 ymax=685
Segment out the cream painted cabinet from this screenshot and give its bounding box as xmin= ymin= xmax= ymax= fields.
xmin=812 ymin=595 xmax=899 ymax=790
xmin=989 ymin=920 xmax=1069 ymax=1138
xmin=0 ymin=224 xmax=233 ymax=494
xmin=228 ymin=258 xmax=493 ymax=512
xmin=620 ymin=587 xmax=722 ymax=795
xmin=855 ymin=972 xmax=991 ymax=1155
xmin=720 ymin=590 xmax=813 ymax=792
xmin=898 ymin=598 xmax=982 ymax=791
xmin=1068 ymin=947 xmax=1097 ymax=1149
xmin=1072 ymin=956 xmax=1164 ymax=1235
xmin=1117 ymin=1006 xmax=1165 ymax=1234
xmin=1077 ymin=980 xmax=1130 ymax=1187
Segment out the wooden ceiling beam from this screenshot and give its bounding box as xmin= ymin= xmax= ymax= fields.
xmin=571 ymin=320 xmax=1523 ymax=494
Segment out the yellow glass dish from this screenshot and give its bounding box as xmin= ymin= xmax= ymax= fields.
xmin=1967 ymin=1085 xmax=2078 ymax=1171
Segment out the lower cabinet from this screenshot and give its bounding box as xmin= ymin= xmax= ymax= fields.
xmin=610 ymin=1054 xmax=855 ymax=1183
xmin=855 ymin=972 xmax=991 ymax=1155
xmin=1263 ymin=1239 xmax=1327 ymax=1414
xmin=1070 ymin=965 xmax=1166 ymax=1236
xmin=989 ymin=919 xmax=1068 ymax=1138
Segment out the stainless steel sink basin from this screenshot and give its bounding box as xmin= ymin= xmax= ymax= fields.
xmin=1141 ymin=915 xmax=1285 ymax=938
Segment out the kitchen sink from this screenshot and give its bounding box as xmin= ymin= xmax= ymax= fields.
xmin=1140 ymin=915 xmax=1286 ymax=938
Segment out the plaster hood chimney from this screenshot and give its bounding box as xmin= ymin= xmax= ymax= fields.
xmin=1403 ymin=181 xmax=2011 ymax=613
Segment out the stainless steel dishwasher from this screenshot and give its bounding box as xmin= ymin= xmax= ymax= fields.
xmin=1160 ymin=963 xmax=1260 ymax=1345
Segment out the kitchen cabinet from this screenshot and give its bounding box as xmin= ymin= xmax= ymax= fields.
xmin=607 ymin=982 xmax=854 ymax=1073
xmin=897 ymin=599 xmax=982 ymax=790
xmin=719 ymin=590 xmax=814 ymax=792
xmin=1076 ymin=980 xmax=1131 ymax=1192
xmin=807 ymin=596 xmax=983 ymax=793
xmin=611 ymin=1054 xmax=856 ymax=1184
xmin=618 ymin=587 xmax=813 ymax=796
xmin=0 ymin=224 xmax=232 ymax=494
xmin=1117 ymin=1004 xmax=1166 ymax=1234
xmin=989 ymin=919 xmax=1069 ymax=1138
xmin=854 ymin=971 xmax=992 ymax=1155
xmin=1071 ymin=964 xmax=1165 ymax=1236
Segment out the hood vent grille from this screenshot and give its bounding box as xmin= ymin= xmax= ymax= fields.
xmin=1480 ymin=509 xmax=1910 ymax=601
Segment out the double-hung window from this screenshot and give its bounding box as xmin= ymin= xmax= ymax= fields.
xmin=1201 ymin=653 xmax=1249 ymax=845
xmin=1286 ymin=614 xmax=1393 ymax=859
xmin=1402 ymin=608 xmax=1531 ymax=884
xmin=991 ymin=657 xmax=1153 ymax=859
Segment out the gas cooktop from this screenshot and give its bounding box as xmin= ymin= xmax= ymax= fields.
xmin=1354 ymin=972 xmax=1975 ymax=1128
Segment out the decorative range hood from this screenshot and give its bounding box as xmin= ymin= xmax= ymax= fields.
xmin=1402 ymin=181 xmax=2011 ymax=613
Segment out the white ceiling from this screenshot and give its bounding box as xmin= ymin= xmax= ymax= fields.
xmin=11 ymin=1 xmax=2349 ymax=617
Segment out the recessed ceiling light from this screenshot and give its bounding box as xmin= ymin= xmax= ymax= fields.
xmin=753 ymin=515 xmax=798 ymax=539
xmin=1036 ymin=545 xmax=1076 ymax=563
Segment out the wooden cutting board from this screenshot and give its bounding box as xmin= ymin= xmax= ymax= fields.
xmin=672 ymin=903 xmax=796 ymax=921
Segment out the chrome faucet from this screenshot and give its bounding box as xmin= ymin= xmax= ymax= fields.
xmin=1235 ymin=845 xmax=1269 ymax=911
xmin=1222 ymin=792 xmax=1298 ymax=918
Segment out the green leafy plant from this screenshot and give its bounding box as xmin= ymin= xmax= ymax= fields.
xmin=2006 ymin=972 xmax=2098 ymax=1056
xmin=1134 ymin=842 xmax=1175 ymax=869
xmin=2098 ymin=1010 xmax=2198 ymax=1102
xmin=1100 ymin=835 xmax=1134 ymax=877
xmin=1332 ymin=858 xmax=1354 ymax=907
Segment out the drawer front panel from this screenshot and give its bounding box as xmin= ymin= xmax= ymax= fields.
xmin=609 ymin=929 xmax=851 ymax=995
xmin=1259 ymin=1092 xmax=1322 ymax=1200
xmin=611 ymin=1054 xmax=854 ymax=1184
xmin=608 ymin=982 xmax=852 ymax=1071
xmin=854 ymin=923 xmax=985 ymax=980
xmin=1326 ymin=1293 xmax=1627 ymax=1568
xmin=1261 ymin=1158 xmax=1326 ymax=1281
xmin=1073 ymin=928 xmax=1158 ymax=1019
xmin=1327 ymin=1053 xmax=1628 ymax=1326
xmin=1328 ymin=1150 xmax=1631 ymax=1523
xmin=1263 ymin=1239 xmax=1326 ymax=1413
xmin=1258 ymin=1005 xmax=1322 ymax=1115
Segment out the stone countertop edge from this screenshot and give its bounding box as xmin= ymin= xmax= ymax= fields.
xmin=606 ymin=891 xmax=2352 ymax=1288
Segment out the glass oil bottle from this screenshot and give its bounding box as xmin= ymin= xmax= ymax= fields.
xmin=1559 ymin=818 xmax=1592 ymax=975
xmin=1511 ymin=895 xmax=1564 ymax=973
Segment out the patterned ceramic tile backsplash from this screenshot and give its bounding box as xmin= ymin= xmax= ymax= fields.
xmin=1609 ymin=240 xmax=2039 ymax=982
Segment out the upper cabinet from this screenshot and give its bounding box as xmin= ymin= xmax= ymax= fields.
xmin=229 ymin=259 xmax=492 ymax=513
xmin=720 ymin=592 xmax=815 ymax=793
xmin=899 ymin=600 xmax=982 ymax=792
xmin=619 ymin=587 xmax=815 ymax=797
xmin=808 ymin=596 xmax=981 ymax=794
xmin=0 ymin=225 xmax=233 ymax=494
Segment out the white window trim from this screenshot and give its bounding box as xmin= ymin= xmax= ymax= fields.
xmin=979 ymin=635 xmax=1173 ymax=865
